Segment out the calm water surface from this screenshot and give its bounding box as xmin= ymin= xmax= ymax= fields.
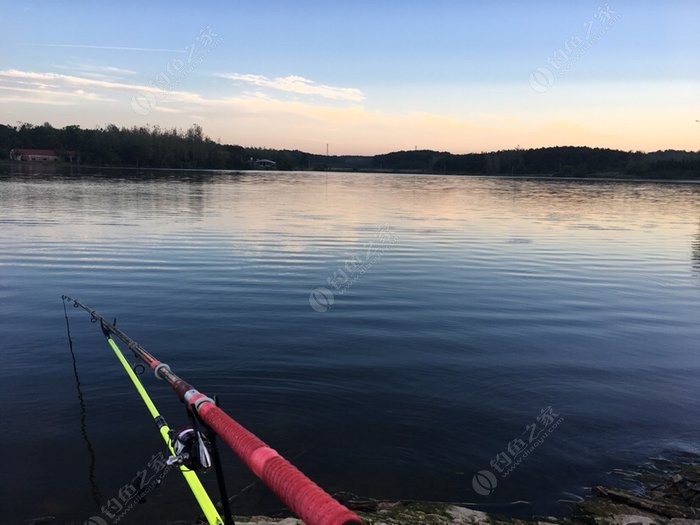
xmin=1 ymin=166 xmax=699 ymax=523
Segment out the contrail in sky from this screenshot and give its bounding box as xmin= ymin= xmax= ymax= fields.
xmin=20 ymin=43 xmax=186 ymax=53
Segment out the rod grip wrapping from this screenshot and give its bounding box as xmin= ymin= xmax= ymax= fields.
xmin=198 ymin=403 xmax=362 ymax=525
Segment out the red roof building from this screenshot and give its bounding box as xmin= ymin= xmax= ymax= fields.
xmin=10 ymin=149 xmax=60 ymax=161
xmin=10 ymin=149 xmax=79 ymax=162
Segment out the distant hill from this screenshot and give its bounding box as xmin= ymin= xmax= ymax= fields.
xmin=1 ymin=122 xmax=698 ymax=178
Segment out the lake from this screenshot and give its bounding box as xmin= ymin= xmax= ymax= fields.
xmin=2 ymin=165 xmax=699 ymax=524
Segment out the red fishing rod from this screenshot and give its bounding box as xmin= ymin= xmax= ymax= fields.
xmin=63 ymin=295 xmax=363 ymax=525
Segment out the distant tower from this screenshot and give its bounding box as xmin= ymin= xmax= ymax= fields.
xmin=326 ymin=143 xmax=329 ymax=156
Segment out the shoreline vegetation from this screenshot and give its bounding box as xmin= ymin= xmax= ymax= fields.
xmin=2 ymin=122 xmax=699 ymax=179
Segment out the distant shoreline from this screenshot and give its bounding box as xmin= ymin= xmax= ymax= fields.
xmin=3 ymin=123 xmax=699 ymax=178
xmin=2 ymin=160 xmax=700 ymax=183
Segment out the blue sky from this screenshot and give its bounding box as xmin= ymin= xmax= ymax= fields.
xmin=1 ymin=1 xmax=698 ymax=154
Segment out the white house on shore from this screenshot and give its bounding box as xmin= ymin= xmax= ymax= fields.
xmin=251 ymin=158 xmax=277 ymax=170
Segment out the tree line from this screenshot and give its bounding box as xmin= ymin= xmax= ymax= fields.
xmin=372 ymin=147 xmax=700 ymax=177
xmin=1 ymin=122 xmax=698 ymax=177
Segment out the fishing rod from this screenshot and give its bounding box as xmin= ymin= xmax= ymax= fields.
xmin=62 ymin=295 xmax=363 ymax=525
xmin=63 ymin=296 xmax=225 ymax=524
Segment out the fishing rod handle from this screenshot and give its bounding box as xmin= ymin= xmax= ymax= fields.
xmin=197 ymin=402 xmax=363 ymax=525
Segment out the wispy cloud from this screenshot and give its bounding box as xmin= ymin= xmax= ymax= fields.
xmin=0 ymin=85 xmax=115 ymax=105
xmin=219 ymin=73 xmax=365 ymax=102
xmin=20 ymin=43 xmax=186 ymax=53
xmin=52 ymin=62 xmax=138 ymax=82
xmin=152 ymin=106 xmax=184 ymax=114
xmin=0 ymin=69 xmax=202 ymax=104
xmin=54 ymin=63 xmax=138 ymax=77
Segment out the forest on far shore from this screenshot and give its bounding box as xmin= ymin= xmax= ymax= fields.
xmin=1 ymin=122 xmax=699 ymax=178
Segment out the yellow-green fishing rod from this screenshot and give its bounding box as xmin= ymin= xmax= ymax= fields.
xmin=106 ymin=334 xmax=223 ymax=525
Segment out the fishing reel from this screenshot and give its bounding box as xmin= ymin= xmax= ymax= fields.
xmin=166 ymin=426 xmax=212 ymax=471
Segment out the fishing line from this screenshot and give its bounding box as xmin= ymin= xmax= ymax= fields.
xmin=62 ymin=298 xmax=102 ymax=508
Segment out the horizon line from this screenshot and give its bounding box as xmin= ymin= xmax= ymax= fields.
xmin=3 ymin=120 xmax=699 ymax=157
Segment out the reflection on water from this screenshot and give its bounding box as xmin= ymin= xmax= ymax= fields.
xmin=2 ymin=168 xmax=700 ymax=524
xmin=692 ymin=222 xmax=700 ymax=274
